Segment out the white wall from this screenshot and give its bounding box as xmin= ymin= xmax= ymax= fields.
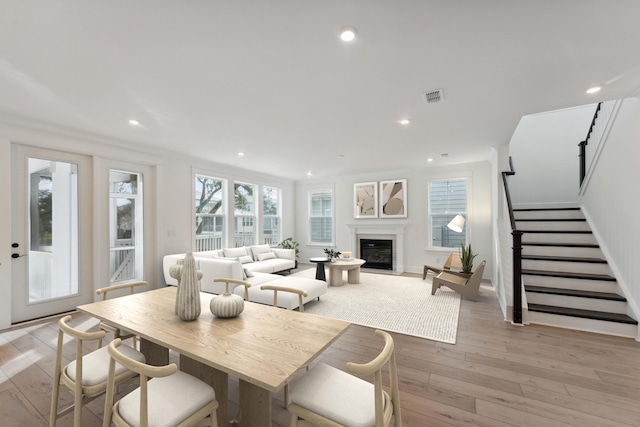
xmin=0 ymin=120 xmax=295 ymax=329
xmin=295 ymin=161 xmax=494 ymax=278
xmin=579 ymin=97 xmax=640 ymax=330
xmin=509 ymin=104 xmax=598 ymax=209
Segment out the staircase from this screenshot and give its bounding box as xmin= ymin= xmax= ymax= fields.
xmin=514 ymin=207 xmax=638 ymax=337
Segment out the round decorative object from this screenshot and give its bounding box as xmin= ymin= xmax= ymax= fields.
xmin=210 ymin=292 xmax=245 ymax=318
xmin=170 ymin=252 xmax=203 ymax=321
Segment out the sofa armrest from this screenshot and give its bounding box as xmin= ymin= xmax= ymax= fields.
xmin=272 ymin=248 xmax=295 ymax=261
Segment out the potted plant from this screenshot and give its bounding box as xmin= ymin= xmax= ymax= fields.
xmin=280 ymin=237 xmax=300 ymax=268
xmin=323 ymin=248 xmax=342 ymax=262
xmin=459 ymin=242 xmax=477 ymax=275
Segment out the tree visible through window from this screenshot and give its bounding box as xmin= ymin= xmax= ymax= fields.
xmin=195 ymin=175 xmax=224 ymax=251
xmin=429 ymin=179 xmax=467 ymax=248
xmin=263 ymin=186 xmax=280 ymax=245
xmin=234 ymin=182 xmax=256 ymax=247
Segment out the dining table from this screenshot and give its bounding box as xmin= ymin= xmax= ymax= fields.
xmin=77 ymin=286 xmax=351 ymax=427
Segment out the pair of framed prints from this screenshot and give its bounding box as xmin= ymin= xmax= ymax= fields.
xmin=354 ymin=179 xmax=407 ymax=219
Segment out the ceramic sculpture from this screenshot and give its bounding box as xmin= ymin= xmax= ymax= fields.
xmin=169 ymin=252 xmax=202 ymax=321
xmin=210 ymin=280 xmax=246 ymax=318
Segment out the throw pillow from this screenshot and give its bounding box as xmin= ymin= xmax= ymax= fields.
xmin=224 ymin=247 xmax=249 ymax=258
xmin=243 ymin=268 xmax=254 ymax=278
xmin=257 ymin=252 xmax=276 ymax=261
xmin=250 ymin=244 xmax=272 ymax=260
xmin=238 ymin=255 xmax=254 ymax=264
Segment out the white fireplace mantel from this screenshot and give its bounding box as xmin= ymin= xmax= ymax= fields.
xmin=345 ymin=223 xmax=407 ymax=274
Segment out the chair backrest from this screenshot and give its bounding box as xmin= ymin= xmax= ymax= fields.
xmin=56 ymin=315 xmax=106 ymax=386
xmin=213 ymin=277 xmax=251 ymax=300
xmin=465 ymin=261 xmax=486 ymax=291
xmin=96 ymin=280 xmax=148 ymax=301
xmin=346 ymin=330 xmax=402 ymax=427
xmin=260 ymin=284 xmax=308 ymax=312
xmin=445 ymin=252 xmax=463 ymax=271
xmin=104 ymin=338 xmax=177 ymax=427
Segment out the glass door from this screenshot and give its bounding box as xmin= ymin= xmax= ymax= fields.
xmin=11 ymin=145 xmax=93 ymax=323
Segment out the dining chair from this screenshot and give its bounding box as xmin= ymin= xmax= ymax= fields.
xmin=260 ymin=284 xmax=308 ymax=312
xmin=431 ymin=260 xmax=486 ymax=301
xmin=95 ymin=281 xmax=148 ymax=348
xmin=422 ymin=252 xmax=463 ymax=279
xmin=260 ymin=284 xmax=309 ymax=407
xmin=103 ymin=338 xmax=219 ymax=427
xmin=50 ymin=315 xmax=145 ymax=427
xmin=288 ymin=329 xmax=402 ymax=427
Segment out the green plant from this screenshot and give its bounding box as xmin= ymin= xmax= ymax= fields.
xmin=459 ymin=242 xmax=477 ymax=274
xmin=323 ymin=248 xmax=342 ymax=260
xmin=279 ymin=237 xmax=299 ymax=259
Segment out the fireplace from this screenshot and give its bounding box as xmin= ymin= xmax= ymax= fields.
xmin=360 ymin=239 xmax=393 ymax=270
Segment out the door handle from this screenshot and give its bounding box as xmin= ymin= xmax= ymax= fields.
xmin=12 ymin=253 xmax=27 ymax=258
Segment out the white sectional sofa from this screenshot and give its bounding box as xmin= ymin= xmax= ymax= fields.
xmin=163 ymin=245 xmax=326 ymax=311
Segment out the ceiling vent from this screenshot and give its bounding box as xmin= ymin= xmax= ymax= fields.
xmin=422 ymin=88 xmax=444 ymax=104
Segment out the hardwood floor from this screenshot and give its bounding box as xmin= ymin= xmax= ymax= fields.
xmin=1 ymin=275 xmax=639 ymax=426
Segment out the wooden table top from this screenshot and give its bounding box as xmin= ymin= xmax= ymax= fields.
xmin=77 ymin=286 xmax=350 ymax=393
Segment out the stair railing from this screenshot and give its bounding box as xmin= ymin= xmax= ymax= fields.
xmin=578 ymin=102 xmax=602 ymax=186
xmin=502 ymin=157 xmax=523 ymax=324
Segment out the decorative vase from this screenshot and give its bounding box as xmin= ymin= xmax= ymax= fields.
xmin=169 ymin=252 xmax=203 ymax=321
xmin=210 ymin=282 xmax=245 ymax=318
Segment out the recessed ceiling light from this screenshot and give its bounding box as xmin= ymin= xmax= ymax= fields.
xmin=340 ymin=26 xmax=357 ymax=42
xmin=306 ymin=171 xmax=313 ymax=177
xmin=399 ymin=119 xmax=410 ymax=125
xmin=237 ymin=152 xmax=245 ymax=157
xmin=586 ymin=86 xmax=601 ymax=94
xmin=128 ymin=119 xmax=140 ymax=126
xmin=427 ymin=158 xmax=434 ymax=162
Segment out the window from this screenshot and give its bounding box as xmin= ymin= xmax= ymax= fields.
xmin=109 ymin=170 xmax=143 ymax=283
xmin=309 ymin=188 xmax=333 ymax=244
xmin=195 ymin=175 xmax=224 ymax=251
xmin=234 ymin=182 xmax=256 ymax=247
xmin=429 ymin=178 xmax=468 ymax=248
xmin=262 ymin=186 xmax=281 ymax=245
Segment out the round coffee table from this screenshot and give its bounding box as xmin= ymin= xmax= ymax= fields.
xmin=309 ymin=257 xmax=330 ymax=281
xmin=326 ymin=258 xmax=366 ymax=286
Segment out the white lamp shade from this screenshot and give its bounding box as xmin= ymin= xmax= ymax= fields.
xmin=447 ymin=214 xmax=465 ymax=233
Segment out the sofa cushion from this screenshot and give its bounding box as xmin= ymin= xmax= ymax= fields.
xmin=223 ymin=247 xmax=249 ymax=258
xmin=250 ymin=244 xmax=273 ymax=260
xmin=233 ymin=276 xmax=327 ymax=310
xmin=256 ymin=252 xmax=276 ymax=261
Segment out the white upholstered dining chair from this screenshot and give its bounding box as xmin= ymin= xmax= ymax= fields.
xmin=50 ymin=315 xmax=145 ymax=427
xmin=287 ymin=329 xmax=403 ymax=427
xmin=95 ymin=281 xmax=148 ymax=348
xmin=103 ymin=338 xmax=219 ymax=427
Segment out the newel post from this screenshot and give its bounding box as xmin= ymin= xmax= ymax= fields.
xmin=512 ymin=230 xmax=523 ymax=325
xmin=578 ymin=140 xmax=586 ymax=186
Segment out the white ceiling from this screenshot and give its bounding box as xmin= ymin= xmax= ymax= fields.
xmin=1 ymin=1 xmax=639 ymax=180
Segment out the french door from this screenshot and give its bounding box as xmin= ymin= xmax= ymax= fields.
xmin=11 ymin=145 xmax=93 ymax=323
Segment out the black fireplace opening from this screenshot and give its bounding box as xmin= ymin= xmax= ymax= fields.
xmin=360 ymin=239 xmax=393 ymax=270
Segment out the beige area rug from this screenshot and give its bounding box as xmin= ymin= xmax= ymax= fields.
xmin=291 ymin=268 xmax=461 ymax=344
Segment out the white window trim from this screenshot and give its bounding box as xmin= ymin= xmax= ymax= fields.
xmin=308 ymin=185 xmax=335 ymax=246
xmin=426 ymin=175 xmax=472 ymax=251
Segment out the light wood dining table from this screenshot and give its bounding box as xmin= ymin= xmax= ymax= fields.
xmin=77 ymin=286 xmax=351 ymax=427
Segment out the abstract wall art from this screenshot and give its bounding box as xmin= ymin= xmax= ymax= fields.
xmin=379 ymin=179 xmax=407 ymax=218
xmin=354 ymin=182 xmax=378 ymax=218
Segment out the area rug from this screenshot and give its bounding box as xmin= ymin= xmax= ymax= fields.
xmin=291 ymin=268 xmax=461 ymax=344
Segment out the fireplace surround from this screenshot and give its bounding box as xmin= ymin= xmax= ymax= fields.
xmin=346 ymin=223 xmax=407 ymax=274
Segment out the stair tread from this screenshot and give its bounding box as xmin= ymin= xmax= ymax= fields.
xmin=514 ymin=208 xmax=581 ymax=212
xmin=528 ymin=303 xmax=638 ymax=325
xmin=523 ymin=242 xmax=600 ymax=248
xmin=522 ymin=230 xmax=592 ymax=234
xmin=522 ymin=269 xmax=616 ymax=281
xmin=525 ymin=286 xmax=625 ymax=301
xmin=522 ymin=255 xmax=607 ymax=263
xmin=516 ymin=218 xmax=586 ymax=222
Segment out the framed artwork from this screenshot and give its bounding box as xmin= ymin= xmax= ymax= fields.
xmin=379 ymin=179 xmax=407 ymax=218
xmin=354 ymin=182 xmax=378 ymax=218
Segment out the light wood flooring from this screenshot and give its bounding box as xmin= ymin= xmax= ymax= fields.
xmin=1 ymin=273 xmax=640 ymax=426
